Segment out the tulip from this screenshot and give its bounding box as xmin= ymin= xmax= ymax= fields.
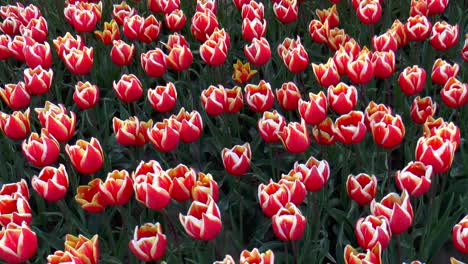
xmin=23 ymin=66 xmax=53 ymax=95
xmin=47 ymin=250 xmax=85 ymax=264
xmin=113 ymin=74 xmax=143 ymax=103
xmin=22 ymin=128 xmax=59 ymax=167
xmin=275 ymin=82 xmax=301 ymax=111
xmin=141 ymin=48 xmax=167 ymax=78
xmin=440 ymin=77 xmax=468 ymax=108
xmin=75 ymin=179 xmax=107 ymax=213
xmin=66 ymin=137 xmax=104 ymax=175
xmin=355 ymin=215 xmax=392 ymax=250
xmin=415 ymin=135 xmax=455 ymax=174
xmin=278 ymin=37 xmax=309 ymax=73
xmin=371 ymin=50 xmax=396 ymax=79
xmin=328 ymin=82 xmax=358 ymax=115
xmin=62 ymin=46 xmax=94 ymax=75
xmin=370 ymin=114 xmax=405 ymax=149
xmin=244 ymin=37 xmax=271 ymax=66
xmin=364 ymin=101 xmax=392 ymax=129
xmin=7 ymin=35 xmax=25 ymax=61
xmin=53 ymin=33 xmax=84 ymax=60
xmin=166 ymin=164 xmax=196 ymax=202
xmin=113 ymin=116 xmax=152 ymax=146
xmin=165 ymin=9 xmax=186 ymax=31
xmin=190 ymin=10 xmax=218 ymax=42
xmin=0 ymin=16 xmax=21 ymax=36
xmin=166 ymin=44 xmax=193 ymax=71
xmin=0 ymin=179 xmax=29 ymax=198
xmin=298 ymin=91 xmax=328 ymax=125
xmin=35 ymin=102 xmax=76 ymax=142
xmin=112 ymin=1 xmax=136 ymax=25
xmin=200 ymin=39 xmax=228 ymax=66
xmin=312 ymin=118 xmax=337 ymax=145
xmin=214 ymin=255 xmax=235 ymax=264
xmin=197 ymin=0 xmax=218 ymax=14
xmin=31 ymin=164 xmax=69 ymax=202
xmin=279 ymin=171 xmax=306 ymax=205
xmin=166 ymin=32 xmax=190 ymax=49
xmin=0 ymin=34 xmax=10 ymax=60
xmin=242 ymin=18 xmax=267 ymax=42
xmin=233 ymin=0 xmax=250 ymax=9
xmin=395 ymin=161 xmax=432 ymax=197
xmin=132 ymin=160 xmax=171 ymax=210
xmin=110 ymin=40 xmax=134 ymax=66
xmin=258 ymin=180 xmax=291 ymax=217
xmin=240 ymin=248 xmax=274 ymax=264
xmin=224 ymin=86 xmax=244 ymax=113
xmin=98 ymin=170 xmax=133 ymax=206
xmin=294 ymin=156 xmax=330 ymax=192
xmin=346 ymin=49 xmax=374 ymax=84
xmin=410 ymin=0 xmax=428 ymax=16
xmin=347 ymin=173 xmax=378 ymax=206
xmin=277 ymin=119 xmax=310 ymax=153
xmin=462 ymin=34 xmax=468 ymax=62
xmin=179 ymin=196 xmax=222 ymax=240
xmin=171 ymin=108 xmax=203 ymax=143
xmin=273 ymin=0 xmax=298 ymax=24
xmin=312 ymin=58 xmax=340 ymax=88
xmin=410 ymin=96 xmax=436 ymax=124
xmin=0 ymin=222 xmax=37 ymax=264
xmin=430 ymin=21 xmax=459 ymax=51
xmin=272 ymin=203 xmax=306 ymax=240
xmin=308 ymin=19 xmax=329 ymax=44
xmin=335 ymin=111 xmax=367 ymax=144
xmin=94 ymin=19 xmax=120 ymax=45
xmin=128 ymin=223 xmax=167 ymax=262
xmin=147 ymin=118 xmax=180 ymax=152
xmin=20 ymin=16 xmax=48 ymax=43
xmin=258 ymin=110 xmax=286 ymax=143
xmin=0 ymin=109 xmax=30 ymax=140
xmin=372 ymin=31 xmax=398 ymax=52
xmin=64 ymin=234 xmax=99 ymax=264
xmin=244 ymin=80 xmax=275 ymax=112
xmin=398 ymin=65 xmax=426 ymax=95
xmin=427 ymin=0 xmax=448 ymax=15
xmin=431 ymin=59 xmax=459 ymax=86
xmin=371 ymin=190 xmax=414 ymax=234
xmin=241 ymin=0 xmax=264 ymax=20
xmin=406 ymin=15 xmax=432 ymax=41
xmin=156 ymin=0 xmax=181 ymax=14
xmin=201 ymin=85 xmax=227 ymax=116
xmin=356 ymin=0 xmax=382 ymax=24
xmin=452 ymin=215 xmax=468 ymax=254
xmin=147 ymin=82 xmax=177 ymax=113
xmin=73 ymin=81 xmax=99 ymax=110
xmin=390 ymin=19 xmax=409 ymax=47
xmin=333 ymin=48 xmax=353 ymax=76
xmin=222 ymin=143 xmax=251 ymax=176
xmin=316 ymin=4 xmax=339 ymax=28
xmin=191 ymin=172 xmax=219 ymax=203
xmin=0 ymin=82 xmax=30 ymax=110
xmin=232 ymin=60 xmax=257 ymax=84
xmin=343 ymin=244 xmax=382 ymax=264
xmin=425 ymin=120 xmax=460 ymax=150
xmin=65 ymin=3 xmax=101 ymax=32
xmin=122 ymin=15 xmax=144 ymax=40
xmin=0 ymin=193 xmax=32 ymax=226
xmin=140 ymin=15 xmax=161 ymax=43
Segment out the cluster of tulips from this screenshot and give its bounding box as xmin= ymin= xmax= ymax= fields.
xmin=0 ymin=0 xmax=467 ymax=262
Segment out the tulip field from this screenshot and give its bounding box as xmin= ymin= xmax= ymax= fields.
xmin=0 ymin=0 xmax=468 ymax=263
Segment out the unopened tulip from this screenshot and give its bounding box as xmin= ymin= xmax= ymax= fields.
xmin=241 ymin=0 xmax=264 ymax=20
xmin=372 ymin=31 xmax=398 ymax=52
xmin=147 ymin=118 xmax=180 ymax=152
xmin=347 ymin=173 xmax=377 ymax=206
xmin=179 ymin=196 xmax=222 ymax=240
xmin=166 ymin=44 xmax=193 ymax=71
xmin=197 ymin=0 xmax=218 ymax=14
xmin=23 ymin=66 xmax=53 ymax=95
xmin=273 ymin=0 xmax=298 ymax=24
xmin=140 ymin=15 xmax=161 ymax=43
xmin=191 ymin=172 xmax=219 ymax=202
xmin=398 ymin=65 xmax=426 ymax=95
xmin=431 ymin=59 xmax=459 ymax=85
xmin=371 ymin=190 xmax=414 ymax=234
xmin=8 ymin=35 xmax=25 ymax=61
xmin=272 ymin=203 xmax=306 ymax=240
xmin=410 ymin=96 xmax=436 ymax=124
xmin=371 ymin=50 xmax=396 ymax=79
xmin=440 ymin=77 xmax=468 ymax=108
xmin=166 ymin=164 xmax=196 ymax=202
xmin=132 ymin=160 xmax=171 ymax=210
xmin=0 ymin=109 xmax=30 ymax=140
xmin=452 ymin=215 xmax=468 ymax=254
xmin=122 ymin=15 xmax=144 ymax=40
xmin=31 ymin=164 xmax=69 ymax=202
xmin=346 ymin=49 xmax=374 ymax=84
xmin=113 ymin=116 xmax=152 ymax=146
xmin=312 ymin=118 xmax=337 ymax=145
xmin=99 ymin=170 xmax=133 ymax=206
xmin=225 ymin=86 xmax=244 ymax=113
xmin=190 ymin=10 xmax=218 ymax=42
xmin=328 ymin=82 xmax=358 ymax=114
xmin=0 ymin=222 xmax=37 ymax=264
xmin=129 ymin=223 xmax=167 ymax=262
xmin=425 ymin=120 xmax=460 ymax=150
xmin=244 ymin=80 xmax=275 ymax=112
xmin=0 ymin=82 xmax=30 ymax=110
xmin=415 ymin=135 xmax=455 ymax=173
xmin=240 ymin=248 xmax=274 ymax=264
xmin=410 ymin=0 xmax=429 ymax=16
xmin=20 ymin=16 xmax=48 ymax=43
xmin=53 ymin=33 xmax=84 ymax=60
xmin=316 ymin=4 xmax=339 ymax=28
xmin=0 ymin=35 xmax=10 ymax=60
xmin=73 ymin=81 xmax=99 ymax=110
xmin=35 ymin=102 xmax=76 ymax=142
xmin=258 ymin=110 xmax=286 ymax=143
xmin=278 ymin=37 xmax=309 ymax=73
xmin=390 ymin=19 xmax=409 ymax=47
xmin=222 ymin=143 xmax=251 ymax=176
xmin=356 ymin=0 xmax=382 ymax=24
xmin=201 ymin=85 xmax=227 ymax=116
xmin=0 ymin=179 xmax=29 ymax=198
xmin=165 ymin=9 xmax=186 ymax=31
xmin=277 ymin=119 xmax=310 ymax=153
xmin=298 ymin=91 xmax=328 ymax=125
xmin=66 ymin=137 xmax=104 ymax=175
xmin=242 ymin=18 xmax=267 ymax=42
xmin=355 ymin=215 xmax=392 ymax=250
xmin=147 ymin=82 xmax=177 ymax=113
xmin=62 ymin=46 xmax=94 ymax=75
xmin=110 ymin=40 xmax=134 ymax=66
xmin=279 ymin=172 xmax=306 ymax=205
xmin=370 ymin=114 xmax=405 ymax=149
xmin=244 ymin=37 xmax=271 ymax=66
xmin=200 ymin=39 xmax=227 ymax=66
xmin=258 ymin=180 xmax=291 ymax=217
xmin=112 ymin=1 xmax=136 ymax=25
xmin=64 ymin=234 xmax=99 ymax=264
xmin=75 ymin=179 xmax=107 ymax=213
xmin=308 ymin=19 xmax=329 ymax=44
xmin=395 ymin=161 xmax=432 ymax=197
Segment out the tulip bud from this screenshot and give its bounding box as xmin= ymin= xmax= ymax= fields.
xmin=65 ymin=3 xmax=100 ymax=32
xmin=222 ymin=143 xmax=251 ymax=176
xmin=258 ymin=110 xmax=286 ymax=143
xmin=53 ymin=33 xmax=84 ymax=60
xmin=0 ymin=193 xmax=32 ymax=226
xmin=410 ymin=0 xmax=428 ymax=16
xmin=355 ymin=215 xmax=392 ymax=250
xmin=99 ymin=170 xmax=133 ymax=206
xmin=197 ymin=0 xmax=218 ymax=14
xmin=273 ymin=0 xmax=298 ymax=24
xmin=166 ymin=44 xmax=193 ymax=71
xmin=166 ymin=164 xmax=196 ymax=202
xmin=312 ymin=117 xmax=337 ymax=145
xmin=0 ymin=109 xmax=30 ymax=140
xmin=244 ymin=37 xmax=271 ymax=66
xmin=75 ymin=179 xmax=107 ymax=213
xmin=272 ymin=203 xmax=306 ymax=240
xmin=328 ymin=82 xmax=358 ymax=114
xmin=171 ymin=108 xmax=203 ymax=143
xmin=140 ymin=48 xmax=167 ymax=78
xmin=232 ymin=60 xmax=257 ymax=84
xmin=258 ymin=180 xmax=291 ymax=217
xmin=240 ymin=248 xmax=274 ymax=264
xmin=112 ymin=116 xmax=152 ymax=146
xmin=298 ymin=91 xmax=328 ymax=125
xmin=140 ymin=15 xmax=161 ymax=43
xmin=371 ymin=50 xmax=396 ymax=79
xmin=430 ymin=21 xmax=459 ymax=51
xmin=244 ymin=80 xmax=275 ymax=112
xmin=200 ymin=39 xmax=228 ymax=66
xmin=64 ymin=234 xmax=99 ymax=264
xmin=190 ymin=10 xmax=218 ymax=42
xmin=425 ymin=120 xmax=460 ymax=150
xmin=0 ymin=82 xmax=30 ymax=110
xmin=364 ymin=101 xmax=392 ymax=129
xmin=0 ymin=222 xmax=37 ymax=264
xmin=31 ymin=164 xmax=69 ymax=202
xmin=277 ymin=119 xmax=310 ymax=153
xmin=371 ymin=190 xmax=414 ymax=234
xmin=225 ymin=86 xmax=244 ymax=113
xmin=113 ymin=74 xmax=143 ymax=103
xmin=335 ymin=111 xmax=367 ymax=144
xmin=410 ymin=96 xmax=436 ymax=124
xmin=431 ymin=58 xmax=459 ymax=86
xmin=233 ymin=0 xmax=250 ymax=9
xmin=346 ymin=49 xmax=374 ymax=84
xmin=275 ymin=82 xmax=301 ymax=111
xmin=356 ymin=0 xmax=382 ymax=24
xmin=347 ymin=173 xmax=377 ymax=206
xmin=312 ymin=58 xmax=340 ymax=88
xmin=62 ymin=46 xmax=94 ymax=75
xmin=344 ymin=244 xmax=382 ymax=264
xmin=66 ymin=137 xmax=104 ymax=175
xmin=452 ymin=215 xmax=468 ymax=254
xmin=73 ymin=81 xmax=99 ymax=110
xmin=94 ymin=19 xmax=120 ymax=45
xmin=22 ymin=128 xmax=59 ymax=167
xmin=191 ymin=172 xmax=219 ymax=203
xmin=201 ymin=85 xmax=227 ymax=116
xmin=8 ymin=35 xmax=25 ymax=61
xmin=0 ymin=16 xmax=21 ymax=36
xmin=415 ymin=135 xmax=455 ymax=174
xmin=165 ymin=9 xmax=186 ymax=31
xmin=132 ymin=160 xmax=171 ymax=210
xmin=440 ymin=77 xmax=468 ymax=109
xmin=390 ymin=19 xmax=409 ymax=47
xmin=110 ymin=40 xmax=134 ymax=66
xmin=179 ymin=196 xmax=222 ymax=240
xmin=242 ymin=18 xmax=267 ymax=42
xmin=398 ymin=65 xmax=426 ymax=95
xmin=278 ymin=171 xmax=306 ymax=205
xmin=129 ymin=223 xmax=167 ymax=262
xmin=316 ymin=4 xmax=339 ymax=28
xmin=112 ymin=1 xmax=136 ymax=25
xmin=147 ymin=118 xmax=181 ymax=152
xmin=47 ymin=250 xmax=84 ymax=264
xmin=406 ymin=15 xmax=432 ymax=41
xmin=122 ymin=15 xmax=144 ymax=40
xmin=0 ymin=179 xmax=29 ymax=198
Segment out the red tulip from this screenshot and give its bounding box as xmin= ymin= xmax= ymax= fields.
xmin=191 ymin=172 xmax=219 ymax=203
xmin=410 ymin=96 xmax=436 ymax=124
xmin=222 ymin=143 xmax=251 ymax=176
xmin=53 ymin=33 xmax=84 ymax=60
xmin=140 ymin=15 xmax=161 ymax=43
xmin=22 ymin=128 xmax=59 ymax=167
xmin=165 ymin=9 xmax=186 ymax=31
xmin=273 ymin=0 xmax=298 ymax=24
xmin=208 ymin=27 xmax=231 ymax=49
xmin=424 ymin=119 xmax=460 ymax=150
xmin=258 ymin=180 xmax=290 ymax=217
xmin=94 ymin=19 xmax=120 ymax=45
xmin=129 ymin=223 xmax=167 ymax=262
xmin=430 ymin=21 xmax=459 ymax=51
xmin=398 ymin=65 xmax=426 ymax=95
xmin=257 ymin=110 xmax=286 ymax=143
xmin=225 ymin=86 xmax=244 ymax=113
xmin=346 ymin=49 xmax=374 ymax=84
xmin=147 ymin=118 xmax=180 ymax=152
xmin=64 ymin=234 xmax=99 ymax=264
xmin=140 ymin=48 xmax=167 ymax=78
xmin=298 ymin=91 xmax=328 ymax=125
xmin=240 ymin=248 xmax=274 ymax=264
xmin=113 ymin=116 xmax=152 ymax=146
xmin=242 ymin=0 xmax=264 ymax=20
xmin=20 ymin=16 xmax=48 ymax=43
xmin=122 ymin=15 xmax=144 ymax=40
xmin=410 ymin=0 xmax=428 ymax=16
xmin=440 ymin=77 xmax=468 ymax=108
xmin=47 ymin=250 xmax=85 ymax=264
xmin=132 ymin=160 xmax=171 ymax=210
xmin=147 ymin=82 xmax=177 ymax=112
xmin=364 ymin=101 xmax=392 ymax=129
xmin=390 ymin=19 xmax=409 ymax=47
xmin=100 ymin=170 xmax=133 ymax=206
xmin=35 ymin=102 xmax=76 ymax=142
xmin=371 ymin=50 xmax=395 ymax=79
xmin=62 ymin=46 xmax=94 ymax=75
xmin=0 ymin=109 xmax=30 ymax=140
xmin=356 ymin=0 xmax=382 ymax=24
xmin=431 ymin=58 xmax=459 ymax=85
xmin=201 ymin=85 xmax=227 ymax=116
xmin=275 ymin=82 xmax=301 ymax=111
xmin=7 ymin=35 xmax=25 ymax=61
xmin=294 ymin=156 xmax=330 ymax=192
xmin=452 ymin=215 xmax=468 ymax=254
xmin=110 ymin=40 xmax=134 ymax=66
xmin=395 ymin=161 xmax=432 ymax=197
xmin=113 ymin=74 xmax=143 ymax=103
xmin=406 ymin=15 xmax=432 ymax=41
xmin=197 ymin=0 xmax=218 ymax=14
xmin=112 ymin=1 xmax=136 ymax=25
xmin=347 ymin=173 xmax=377 ymax=206
xmin=23 ymin=66 xmax=53 ymax=95
xmin=415 ymin=135 xmax=455 ymax=174
xmin=370 ymin=113 xmax=405 ymax=149
xmin=244 ymin=37 xmax=271 ymax=66
xmin=166 ymin=44 xmax=193 ymax=71
xmin=0 ymin=193 xmax=32 ymax=226
xmin=0 ymin=82 xmax=30 ymax=110
xmin=335 ymin=111 xmax=367 ymax=144
xmin=171 ymin=108 xmax=203 ymax=143
xmin=279 ymin=172 xmax=306 ymax=205
xmin=355 ymin=215 xmax=392 ymax=250
xmin=312 ymin=58 xmax=340 ymax=88
xmin=371 ymin=190 xmax=414 ymax=234
xmin=190 ymin=9 xmax=218 ymax=42
xmin=316 ymin=4 xmax=339 ymax=28
xmin=244 ymin=80 xmax=275 ymax=112
xmin=0 ymin=16 xmax=21 ymax=36
xmin=73 ymin=81 xmax=99 ymax=110
xmin=344 ymin=244 xmax=382 ymax=264
xmin=277 ymin=119 xmax=310 ymax=153
xmin=233 ymin=0 xmax=250 ymax=9
xmin=0 ymin=179 xmax=29 ymax=198
xmin=272 ymin=203 xmax=306 ymax=240
xmin=65 ymin=2 xmax=101 ymax=32
xmin=372 ymin=31 xmax=397 ymax=52
xmin=0 ymin=222 xmax=37 ymax=264
xmin=312 ymin=117 xmax=337 ymax=145
xmin=66 ymin=137 xmax=104 ymax=175
xmin=200 ymin=38 xmax=228 ymax=66
xmin=328 ymin=82 xmax=358 ymax=114
xmin=278 ymin=36 xmax=309 ymax=73
xmin=242 ymin=18 xmax=267 ymax=42
xmin=462 ymin=34 xmax=468 ymax=62
xmin=0 ymin=34 xmax=11 ymax=60
xmin=308 ymin=19 xmax=329 ymax=44
xmin=427 ymin=0 xmax=448 ymax=15
xmin=179 ymin=196 xmax=222 ymax=240
xmin=166 ymin=164 xmax=196 ymax=202
xmin=31 ymin=164 xmax=69 ymax=202
xmin=155 ymin=0 xmax=181 ymax=14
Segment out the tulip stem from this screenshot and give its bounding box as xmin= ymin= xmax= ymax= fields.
xmin=360 ymin=84 xmax=369 ymax=107
xmin=238 ymin=176 xmax=244 ymax=244
xmin=396 ymin=235 xmax=402 ymax=263
xmin=161 ymin=209 xmax=179 ymax=244
xmin=291 ymin=240 xmax=298 ymax=264
xmin=313 ymin=192 xmax=320 ymax=239
xmin=284 ymin=241 xmax=290 ymax=264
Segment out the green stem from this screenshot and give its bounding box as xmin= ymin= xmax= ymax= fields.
xmin=291 ymin=240 xmax=298 ymax=264
xmin=238 ymin=177 xmax=244 ymax=244
xmin=396 ymin=235 xmax=402 ymax=263
xmin=284 ymin=241 xmax=290 ymax=264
